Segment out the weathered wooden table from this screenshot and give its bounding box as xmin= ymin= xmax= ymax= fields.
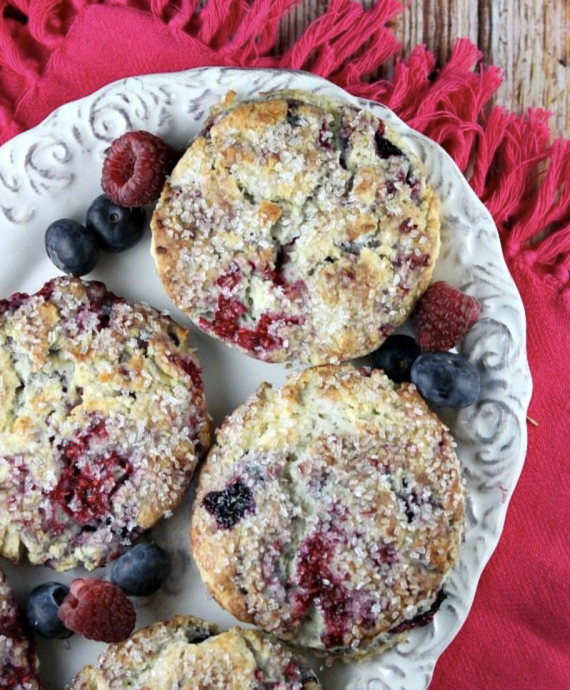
xmin=279 ymin=0 xmax=570 ymax=138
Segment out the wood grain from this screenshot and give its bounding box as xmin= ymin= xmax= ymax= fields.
xmin=276 ymin=0 xmax=570 ymax=138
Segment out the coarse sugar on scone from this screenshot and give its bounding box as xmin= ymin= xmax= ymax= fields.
xmin=66 ymin=614 xmax=323 ymax=690
xmin=191 ymin=365 xmax=465 ymax=660
xmin=0 ymin=276 xmax=210 ymax=571
xmin=151 ymin=90 xmax=440 ymax=365
xmin=0 ymin=564 xmax=41 ymax=690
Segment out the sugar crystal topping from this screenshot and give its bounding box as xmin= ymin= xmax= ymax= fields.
xmin=0 ymin=277 xmax=210 ymax=571
xmin=192 ymin=365 xmax=464 ymax=657
xmin=151 ymin=91 xmax=441 ymax=364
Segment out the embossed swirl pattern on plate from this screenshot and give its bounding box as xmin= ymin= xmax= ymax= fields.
xmin=0 ymin=68 xmax=532 ymax=690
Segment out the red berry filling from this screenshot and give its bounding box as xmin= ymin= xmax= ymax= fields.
xmin=236 ymin=313 xmax=304 ymax=353
xmin=201 ymin=259 xmax=306 ymax=356
xmin=49 ymin=418 xmax=132 ymax=526
xmin=0 ymin=281 xmax=55 ymax=316
xmin=67 ymin=282 xmax=122 ymax=332
xmin=393 ymin=252 xmax=432 ymax=270
xmin=370 ymin=541 xmax=398 ymax=567
xmin=201 ymin=293 xmax=304 ymax=356
xmin=0 ymin=602 xmax=25 ymax=642
xmin=168 ymin=354 xmax=204 ymax=392
xmin=0 ymin=590 xmax=40 ymax=689
xmin=253 ymin=660 xmax=318 ymax=689
xmin=318 ymin=121 xmax=334 ymax=149
xmin=0 ymin=662 xmax=38 ymax=689
xmin=292 ymin=530 xmax=376 ymax=648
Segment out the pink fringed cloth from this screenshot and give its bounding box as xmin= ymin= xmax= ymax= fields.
xmin=1 ymin=1 xmax=569 ymax=687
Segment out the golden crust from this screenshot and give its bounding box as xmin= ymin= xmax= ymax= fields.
xmin=0 ymin=277 xmax=210 ymax=571
xmin=151 ymin=90 xmax=440 ymax=364
xmin=191 ymin=365 xmax=464 ymax=660
xmin=66 ymin=615 xmax=323 ymax=690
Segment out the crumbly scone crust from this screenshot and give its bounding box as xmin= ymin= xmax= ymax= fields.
xmin=0 ymin=277 xmax=210 ymax=571
xmin=66 ymin=614 xmax=323 ymax=690
xmin=0 ymin=565 xmax=41 ymax=690
xmin=191 ymin=365 xmax=465 ymax=659
xmin=151 ymin=90 xmax=440 ymax=364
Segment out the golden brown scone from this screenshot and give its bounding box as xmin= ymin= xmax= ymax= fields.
xmin=0 ymin=277 xmax=210 ymax=571
xmin=151 ymin=90 xmax=440 ymax=365
xmin=66 ymin=615 xmax=323 ymax=690
xmin=0 ymin=564 xmax=41 ymax=690
xmin=191 ymin=365 xmax=464 ymax=660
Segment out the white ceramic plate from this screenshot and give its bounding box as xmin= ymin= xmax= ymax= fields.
xmin=0 ymin=68 xmax=532 ymax=690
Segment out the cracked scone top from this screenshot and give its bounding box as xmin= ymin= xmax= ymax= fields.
xmin=151 ymin=90 xmax=440 ymax=364
xmin=191 ymin=365 xmax=465 ymax=659
xmin=0 ymin=564 xmax=41 ymax=690
xmin=66 ymin=614 xmax=322 ymax=690
xmin=0 ymin=277 xmax=210 ymax=571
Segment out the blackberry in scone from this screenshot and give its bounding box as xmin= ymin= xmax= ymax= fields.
xmin=0 ymin=277 xmax=210 ymax=571
xmin=151 ymin=90 xmax=440 ymax=364
xmin=66 ymin=615 xmax=323 ymax=690
xmin=191 ymin=365 xmax=464 ymax=659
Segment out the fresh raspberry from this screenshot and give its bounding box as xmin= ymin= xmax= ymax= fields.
xmin=58 ymin=578 xmax=136 ymax=643
xmin=413 ymin=281 xmax=481 ymax=351
xmin=101 ymin=131 xmax=178 ymax=207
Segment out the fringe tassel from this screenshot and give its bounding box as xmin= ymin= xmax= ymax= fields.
xmin=0 ymin=0 xmax=42 ymax=78
xmin=27 ymin=0 xmax=80 ymax=48
xmin=198 ymin=0 xmax=250 ymax=49
xmin=285 ymin=0 xmax=403 ymax=77
xmin=507 ymin=138 xmax=570 ymax=268
xmin=221 ymin=0 xmax=303 ymax=63
xmin=392 ymin=40 xmax=503 ymax=172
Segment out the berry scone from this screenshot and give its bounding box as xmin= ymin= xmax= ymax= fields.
xmin=150 ymin=90 xmax=441 ymax=365
xmin=191 ymin=365 xmax=465 ymax=659
xmin=66 ymin=614 xmax=322 ymax=689
xmin=0 ymin=276 xmax=210 ymax=571
xmin=0 ymin=564 xmax=41 ymax=690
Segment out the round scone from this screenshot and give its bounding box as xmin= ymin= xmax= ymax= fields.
xmin=151 ymin=90 xmax=440 ymax=364
xmin=0 ymin=276 xmax=210 ymax=571
xmin=0 ymin=564 xmax=41 ymax=690
xmin=66 ymin=614 xmax=322 ymax=690
xmin=191 ymin=365 xmax=465 ymax=659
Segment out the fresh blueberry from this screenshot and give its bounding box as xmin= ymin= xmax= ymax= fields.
xmin=371 ymin=334 xmax=421 ymax=383
xmin=25 ymin=582 xmax=73 ymax=639
xmin=203 ymin=480 xmax=255 ymax=529
xmin=110 ymin=543 xmax=171 ymax=596
xmin=411 ymin=352 xmax=481 ymax=408
xmin=86 ymin=194 xmax=147 ymax=252
xmin=374 ymin=132 xmax=404 ymax=159
xmin=45 ymin=219 xmax=99 ymax=276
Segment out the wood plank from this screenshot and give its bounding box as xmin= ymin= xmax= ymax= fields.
xmin=275 ymin=0 xmax=570 ymax=138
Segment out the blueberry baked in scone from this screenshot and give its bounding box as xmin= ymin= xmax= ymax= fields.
xmin=151 ymin=90 xmax=440 ymax=365
xmin=191 ymin=365 xmax=465 ymax=659
xmin=0 ymin=564 xmax=41 ymax=690
xmin=66 ymin=614 xmax=323 ymax=689
xmin=0 ymin=277 xmax=210 ymax=571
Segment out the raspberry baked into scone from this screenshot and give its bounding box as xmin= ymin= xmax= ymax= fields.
xmin=151 ymin=90 xmax=440 ymax=365
xmin=66 ymin=614 xmax=322 ymax=690
xmin=0 ymin=277 xmax=210 ymax=571
xmin=191 ymin=365 xmax=465 ymax=659
xmin=0 ymin=564 xmax=41 ymax=690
